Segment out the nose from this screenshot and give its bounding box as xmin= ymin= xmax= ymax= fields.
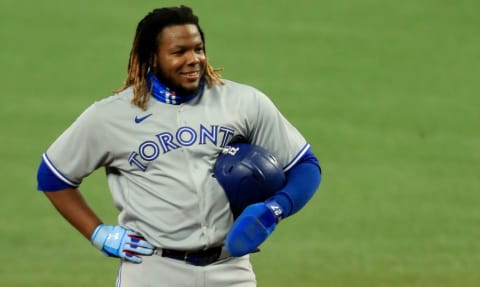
xmin=185 ymin=50 xmax=201 ymax=65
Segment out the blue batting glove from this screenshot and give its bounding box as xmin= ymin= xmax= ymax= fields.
xmin=225 ymin=199 xmax=283 ymax=257
xmin=90 ymin=224 xmax=155 ymax=263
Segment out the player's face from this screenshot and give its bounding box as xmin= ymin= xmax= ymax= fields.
xmin=155 ymin=24 xmax=206 ymax=95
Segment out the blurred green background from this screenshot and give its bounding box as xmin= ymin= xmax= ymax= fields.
xmin=1 ymin=0 xmax=479 ymax=286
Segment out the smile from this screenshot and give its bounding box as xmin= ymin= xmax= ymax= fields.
xmin=181 ymin=71 xmax=200 ymax=80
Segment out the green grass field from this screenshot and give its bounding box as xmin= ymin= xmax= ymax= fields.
xmin=1 ymin=0 xmax=479 ymax=286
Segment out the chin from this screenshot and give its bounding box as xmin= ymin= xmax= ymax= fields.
xmin=175 ymin=83 xmax=200 ymax=96
xmin=181 ymin=81 xmax=201 ymax=92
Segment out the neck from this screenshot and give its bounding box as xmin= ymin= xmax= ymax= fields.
xmin=147 ymin=72 xmax=203 ymax=105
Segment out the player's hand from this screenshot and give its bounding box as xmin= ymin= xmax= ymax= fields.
xmin=225 ymin=199 xmax=283 ymax=257
xmin=90 ymin=224 xmax=155 ymax=263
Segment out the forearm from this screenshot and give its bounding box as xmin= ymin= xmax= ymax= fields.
xmin=225 ymin=156 xmax=322 ymax=256
xmin=44 ymin=188 xmax=154 ymax=263
xmin=44 ymin=188 xmax=102 ymax=240
xmin=272 ymin=161 xmax=321 ymax=218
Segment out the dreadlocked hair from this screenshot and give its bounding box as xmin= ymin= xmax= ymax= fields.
xmin=114 ymin=5 xmax=223 ymax=110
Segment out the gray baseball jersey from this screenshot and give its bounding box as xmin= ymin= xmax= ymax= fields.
xmin=43 ymin=79 xmax=310 ymax=250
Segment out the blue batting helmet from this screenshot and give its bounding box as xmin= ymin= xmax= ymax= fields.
xmin=213 ymin=143 xmax=286 ymax=218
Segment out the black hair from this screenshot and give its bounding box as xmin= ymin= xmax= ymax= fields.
xmin=115 ymin=5 xmax=222 ymax=109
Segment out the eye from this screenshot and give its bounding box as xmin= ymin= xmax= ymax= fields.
xmin=172 ymin=49 xmax=185 ymax=56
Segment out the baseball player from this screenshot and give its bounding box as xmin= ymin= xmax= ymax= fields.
xmin=36 ymin=5 xmax=321 ymax=287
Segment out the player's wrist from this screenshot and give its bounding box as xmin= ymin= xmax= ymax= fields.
xmin=264 ymin=199 xmax=283 ymax=223
xmin=90 ymin=224 xmax=113 ymax=250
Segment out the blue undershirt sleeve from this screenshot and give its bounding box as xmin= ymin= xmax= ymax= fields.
xmin=37 ymin=158 xmax=75 ymax=191
xmin=272 ymin=148 xmax=322 ymax=218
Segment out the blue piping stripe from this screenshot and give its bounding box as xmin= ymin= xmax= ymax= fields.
xmin=283 ymin=143 xmax=310 ymax=172
xmin=42 ymin=153 xmax=80 ymax=187
xmin=116 ymin=261 xmax=123 ymax=287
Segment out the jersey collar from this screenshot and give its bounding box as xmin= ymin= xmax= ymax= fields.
xmin=147 ymin=72 xmax=204 ymax=105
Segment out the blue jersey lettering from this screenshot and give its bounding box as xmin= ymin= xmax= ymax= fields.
xmin=129 ymin=124 xmax=237 ymax=171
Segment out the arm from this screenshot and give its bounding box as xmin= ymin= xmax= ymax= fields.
xmin=225 ymin=149 xmax=321 ymax=256
xmin=43 ymin=188 xmax=102 ymax=240
xmin=271 ymin=151 xmax=322 ymax=218
xmin=37 ymin=158 xmax=102 ymax=239
xmin=37 ymin=159 xmax=154 ymax=263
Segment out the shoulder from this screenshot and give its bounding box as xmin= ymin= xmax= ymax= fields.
xmin=74 ymin=87 xmax=138 ymax=124
xmin=206 ymin=79 xmax=268 ymax=102
xmin=199 ymin=79 xmax=280 ymax=120
xmin=90 ymin=87 xmax=140 ymax=115
xmin=94 ymin=87 xmax=135 ymax=108
xmin=214 ymin=79 xmax=260 ymax=93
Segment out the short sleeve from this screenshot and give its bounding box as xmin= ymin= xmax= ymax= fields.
xmin=43 ymin=104 xmax=111 ymax=186
xmin=247 ymin=90 xmax=310 ymax=171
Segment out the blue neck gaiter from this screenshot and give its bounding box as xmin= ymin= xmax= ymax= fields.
xmin=147 ymin=72 xmax=204 ymax=105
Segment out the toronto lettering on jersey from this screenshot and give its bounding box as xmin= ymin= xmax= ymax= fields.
xmin=128 ymin=124 xmax=235 ymax=171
